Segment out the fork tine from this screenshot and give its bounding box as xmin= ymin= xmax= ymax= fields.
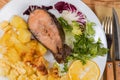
xmin=107 ymin=17 xmax=110 ymax=34
xmin=110 ymin=17 xmax=112 ymax=35
xmin=102 ymin=16 xmax=112 ymax=35
xmin=107 ymin=17 xmax=112 ymax=35
xmin=102 ymin=16 xmax=108 ymax=33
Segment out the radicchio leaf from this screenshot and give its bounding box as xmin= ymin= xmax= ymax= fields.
xmin=77 ymin=12 xmax=86 ymax=25
xmin=23 ymin=5 xmax=53 ymax=15
xmin=55 ymin=1 xmax=86 ymax=25
xmin=54 ymin=1 xmax=77 ymax=13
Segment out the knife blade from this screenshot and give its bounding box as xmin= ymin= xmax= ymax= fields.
xmin=113 ymin=8 xmax=120 ymax=80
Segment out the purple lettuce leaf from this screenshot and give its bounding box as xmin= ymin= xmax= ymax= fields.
xmin=55 ymin=1 xmax=86 ymax=25
xmin=54 ymin=1 xmax=77 ymax=13
xmin=23 ymin=5 xmax=53 ymax=15
xmin=77 ymin=12 xmax=86 ymax=25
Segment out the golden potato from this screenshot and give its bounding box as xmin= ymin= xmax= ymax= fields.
xmin=8 ymin=29 xmax=30 ymax=55
xmin=25 ymin=40 xmax=38 ymax=50
xmin=0 ymin=27 xmax=11 ymax=42
xmin=10 ymin=15 xmax=32 ymax=43
xmin=8 ymin=69 xmax=19 ymax=80
xmin=0 ymin=30 xmax=14 ymax=49
xmin=0 ymin=46 xmax=7 ymax=54
xmin=0 ymin=60 xmax=11 ymax=76
xmin=48 ymin=68 xmax=60 ymax=80
xmin=5 ymin=48 xmax=21 ymax=63
xmin=0 ymin=21 xmax=12 ymax=40
xmin=37 ymin=43 xmax=47 ymax=56
xmin=17 ymin=75 xmax=29 ymax=80
xmin=17 ymin=28 xmax=31 ymax=43
xmin=0 ymin=21 xmax=9 ymax=29
xmin=1 ymin=25 xmax=11 ymax=33
xmin=36 ymin=71 xmax=48 ymax=80
xmin=25 ymin=40 xmax=47 ymax=56
xmin=48 ymin=75 xmax=60 ymax=80
xmin=48 ymin=74 xmax=59 ymax=80
xmin=0 ymin=15 xmax=51 ymax=80
xmin=30 ymin=74 xmax=40 ymax=80
xmin=24 ymin=65 xmax=35 ymax=76
xmin=14 ymin=42 xmax=30 ymax=56
xmin=9 ymin=30 xmax=19 ymax=44
xmin=10 ymin=15 xmax=27 ymax=29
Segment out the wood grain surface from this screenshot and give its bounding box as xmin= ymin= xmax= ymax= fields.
xmin=105 ymin=62 xmax=115 ymax=80
xmin=0 ymin=0 xmax=119 ymax=80
xmin=83 ymin=0 xmax=120 ymax=22
xmin=0 ymin=0 xmax=9 ymax=9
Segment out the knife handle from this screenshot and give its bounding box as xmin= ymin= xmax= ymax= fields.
xmin=105 ymin=62 xmax=114 ymax=80
xmin=115 ymin=61 xmax=120 ymax=80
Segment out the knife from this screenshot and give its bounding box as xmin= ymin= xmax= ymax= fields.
xmin=113 ymin=8 xmax=120 ymax=80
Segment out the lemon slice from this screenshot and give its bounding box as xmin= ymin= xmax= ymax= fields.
xmin=68 ymin=60 xmax=100 ymax=80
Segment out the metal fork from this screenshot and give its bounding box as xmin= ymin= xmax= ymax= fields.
xmin=102 ymin=16 xmax=113 ymax=61
xmin=102 ymin=16 xmax=115 ymax=80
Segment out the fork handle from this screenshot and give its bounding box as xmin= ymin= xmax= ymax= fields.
xmin=105 ymin=62 xmax=114 ymax=80
xmin=115 ymin=61 xmax=120 ymax=80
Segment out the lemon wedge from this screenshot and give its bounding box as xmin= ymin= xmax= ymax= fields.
xmin=68 ymin=60 xmax=100 ymax=80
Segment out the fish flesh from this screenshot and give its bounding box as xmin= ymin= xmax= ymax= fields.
xmin=28 ymin=9 xmax=72 ymax=63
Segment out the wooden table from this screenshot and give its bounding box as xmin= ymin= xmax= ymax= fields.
xmin=0 ymin=0 xmax=9 ymax=9
xmin=1 ymin=0 xmax=119 ymax=80
xmin=83 ymin=0 xmax=120 ymax=21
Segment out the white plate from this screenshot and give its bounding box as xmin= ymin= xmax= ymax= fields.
xmin=0 ymin=0 xmax=107 ymax=80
